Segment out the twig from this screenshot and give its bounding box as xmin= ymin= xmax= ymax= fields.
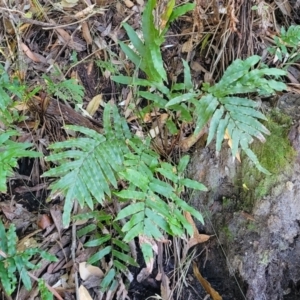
xmin=71 ymin=201 xmax=80 ymax=300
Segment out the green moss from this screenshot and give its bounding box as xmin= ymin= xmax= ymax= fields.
xmin=240 ymin=109 xmax=296 ymax=210
xmin=221 ymin=226 xmax=234 ymax=242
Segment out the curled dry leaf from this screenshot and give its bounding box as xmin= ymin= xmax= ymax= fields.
xmin=21 ymin=43 xmax=43 ymax=62
xmin=182 ymin=211 xmax=211 ymax=260
xmin=193 ymin=262 xmax=222 ymax=300
xmin=82 ymin=22 xmax=93 ymax=45
xmin=37 ymin=214 xmax=53 ymax=229
xmin=79 ymin=262 xmax=104 ymax=280
xmin=86 ymin=94 xmax=104 ymax=116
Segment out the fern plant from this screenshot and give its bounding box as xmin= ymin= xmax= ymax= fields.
xmin=0 ymin=220 xmax=57 ymax=295
xmin=75 ymin=210 xmax=138 ymax=291
xmin=112 ymin=0 xmax=287 ymax=173
xmin=166 ymin=55 xmax=286 ymax=174
xmin=43 ymin=75 xmax=85 ymax=105
xmin=268 ymin=25 xmax=300 ymax=65
xmin=43 ymin=103 xmax=131 ymax=226
xmin=0 ymin=64 xmax=41 ymax=192
xmin=43 ymin=102 xmax=207 ymax=291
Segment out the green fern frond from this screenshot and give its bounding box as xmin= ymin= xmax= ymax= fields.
xmin=0 ymin=130 xmax=41 ymax=192
xmin=44 ymin=75 xmax=84 ymax=104
xmin=165 ymin=55 xmax=287 ymax=174
xmin=115 ymin=150 xmax=206 ymax=243
xmin=43 ymin=104 xmax=131 ymax=226
xmin=0 ymin=221 xmax=57 ymax=295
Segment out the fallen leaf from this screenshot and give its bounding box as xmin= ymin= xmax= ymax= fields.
xmin=82 ymin=22 xmax=93 ymax=45
xmin=86 ymin=94 xmax=104 ymax=116
xmin=74 ymin=5 xmax=96 ymax=19
xmin=78 ymin=285 xmax=93 ymax=300
xmin=21 ymin=43 xmax=42 ymax=62
xmin=123 ymin=0 xmax=134 ymax=8
xmin=79 ymin=262 xmax=104 ymax=280
xmin=182 ymin=212 xmax=211 ymax=259
xmin=37 ymin=214 xmax=53 ymax=229
xmin=193 ymin=262 xmax=222 ymax=300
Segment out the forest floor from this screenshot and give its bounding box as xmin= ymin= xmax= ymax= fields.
xmin=0 ymin=0 xmax=300 ymax=299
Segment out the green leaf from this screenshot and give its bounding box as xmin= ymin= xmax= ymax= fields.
xmin=177 ymin=155 xmax=190 ymax=174
xmin=119 ymin=41 xmax=142 ymax=67
xmin=38 ymin=279 xmax=53 ymax=300
xmin=206 ymin=106 xmax=225 ymax=145
xmin=122 ymin=211 xmax=144 ymax=232
xmin=215 ymin=114 xmax=230 ymax=152
xmin=140 ymin=242 xmax=153 ymax=264
xmin=112 ymin=250 xmax=138 ymax=266
xmin=112 ymin=75 xmax=151 ymax=87
xmin=116 ymin=202 xmax=145 ymax=221
xmin=138 ymin=91 xmax=167 ymax=108
xmin=169 ymin=3 xmax=195 ymax=23
xmin=179 ymin=178 xmax=208 ymax=191
xmin=194 ymin=94 xmax=219 ymax=134
xmin=14 ymin=256 xmax=31 ymax=291
xmin=123 ymin=222 xmax=143 ymax=242
xmin=122 ymin=23 xmax=145 ymax=54
xmin=144 ymin=218 xmax=163 ymax=239
xmin=115 ymin=190 xmax=146 ymax=200
xmin=76 ymin=224 xmax=97 ymax=238
xmin=121 ymin=169 xmax=149 ymax=191
xmin=88 ymin=246 xmax=112 ymax=265
xmin=84 ymin=235 xmax=111 ymax=247
xmin=182 ymin=60 xmax=193 ymax=90
xmin=100 ymin=268 xmax=116 ymax=291
xmin=166 ymin=92 xmax=197 ymax=107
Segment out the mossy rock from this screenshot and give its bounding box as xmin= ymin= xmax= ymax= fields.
xmin=238 ymin=109 xmax=296 ymax=211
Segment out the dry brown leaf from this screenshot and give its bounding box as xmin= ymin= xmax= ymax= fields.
xmin=21 ymin=43 xmax=41 ymax=62
xmin=37 ymin=214 xmax=53 ymax=230
xmin=79 ymin=262 xmax=104 ymax=280
xmin=193 ymin=262 xmax=222 ymax=300
xmin=50 ymin=206 xmax=64 ymax=238
xmin=82 ymin=22 xmax=93 ymax=45
xmin=179 ymin=126 xmax=207 ymax=152
xmin=181 ymin=38 xmax=193 ymax=53
xmin=56 ymin=28 xmax=86 ymax=51
xmin=17 ymin=230 xmax=41 ymax=252
xmin=137 ymin=235 xmax=158 ymax=282
xmin=86 ymin=94 xmax=104 ymax=116
xmin=74 ymin=5 xmax=96 ymax=19
xmin=78 ymin=285 xmax=93 ymax=300
xmin=123 ymin=0 xmax=134 ymax=8
xmin=183 ymin=212 xmax=211 ymax=259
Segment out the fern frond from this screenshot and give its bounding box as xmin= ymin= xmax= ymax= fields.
xmin=0 ymin=130 xmax=40 ymax=192
xmin=0 ymin=221 xmax=57 ymax=295
xmin=43 ymin=104 xmax=131 ymax=226
xmin=115 ymin=148 xmax=206 ymax=242
xmin=165 ymin=56 xmax=287 ymax=174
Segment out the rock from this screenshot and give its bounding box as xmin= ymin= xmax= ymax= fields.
xmin=188 ymin=109 xmax=300 ymax=299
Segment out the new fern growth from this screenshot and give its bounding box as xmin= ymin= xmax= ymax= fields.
xmin=0 ymin=220 xmax=57 ymax=295
xmin=0 ymin=64 xmax=40 ymax=192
